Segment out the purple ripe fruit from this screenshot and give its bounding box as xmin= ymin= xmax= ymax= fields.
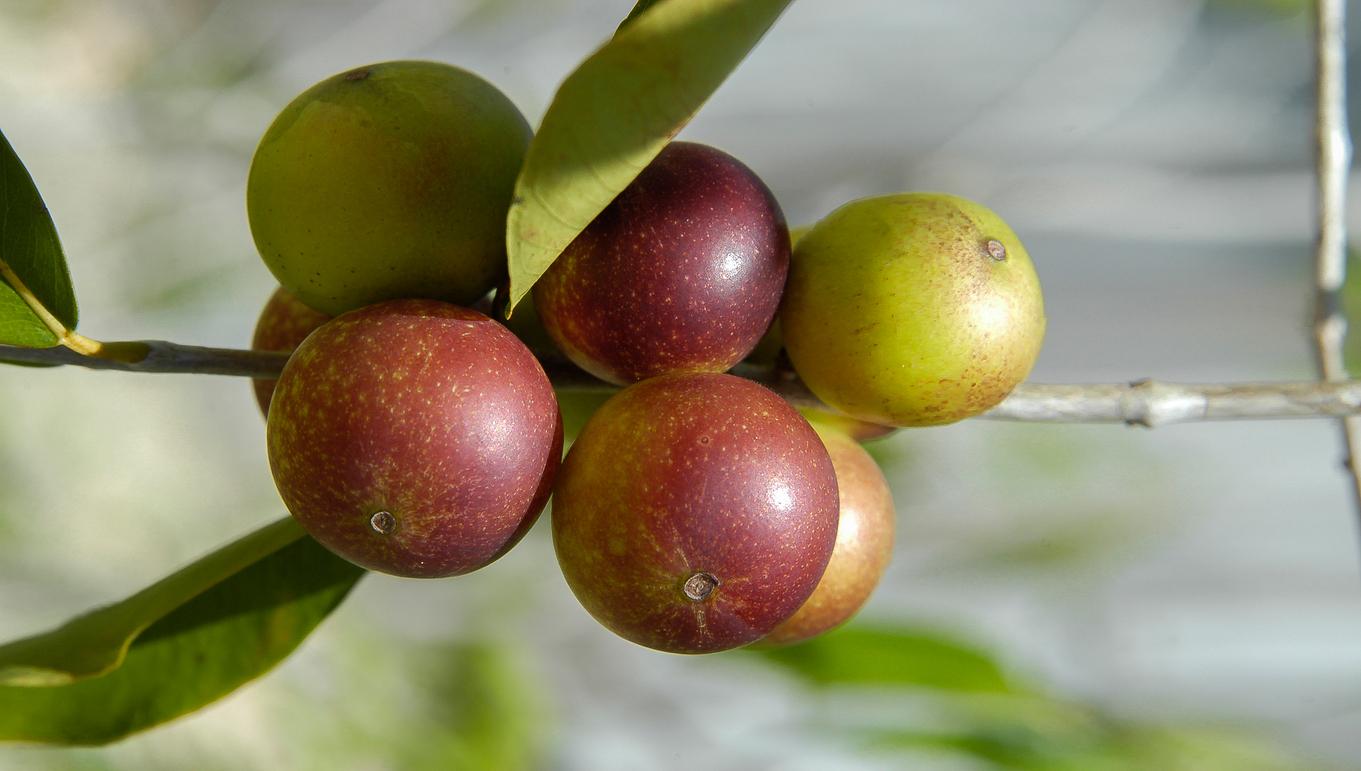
xmin=267 ymin=299 xmax=562 ymax=578
xmin=533 ymin=141 xmax=790 ymax=385
xmin=551 ymin=373 xmax=839 ymax=653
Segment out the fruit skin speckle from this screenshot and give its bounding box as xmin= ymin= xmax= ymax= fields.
xmin=551 ymin=372 xmax=839 ymax=654
xmin=534 ymin=141 xmax=790 ymax=385
xmin=250 ymin=286 xmax=331 ymax=416
xmin=781 ymin=193 xmax=1046 ymax=427
xmin=267 ymin=299 xmax=562 ymax=578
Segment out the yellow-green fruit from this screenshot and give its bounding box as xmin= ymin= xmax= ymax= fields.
xmin=781 ymin=193 xmax=1045 ymax=427
xmin=797 ymin=407 xmax=896 ymax=443
xmin=247 ymin=60 xmax=531 ymax=316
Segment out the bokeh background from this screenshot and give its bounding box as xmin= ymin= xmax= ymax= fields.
xmin=2 ymin=0 xmax=1361 ymax=768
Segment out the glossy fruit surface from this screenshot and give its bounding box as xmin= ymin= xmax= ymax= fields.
xmin=552 ymin=373 xmax=839 ymax=653
xmin=534 ymin=141 xmax=789 ymax=385
xmin=268 ymin=299 xmax=562 ymax=577
xmin=781 ymin=193 xmax=1045 ymax=426
xmin=761 ymin=422 xmax=895 ymax=646
xmin=743 ymin=317 xmax=897 ymax=442
xmin=250 ymin=287 xmax=330 ymax=415
xmin=248 ymin=60 xmax=531 ymax=316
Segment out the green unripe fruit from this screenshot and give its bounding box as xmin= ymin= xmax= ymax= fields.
xmin=247 ymin=60 xmax=531 ymax=316
xmin=781 ymin=193 xmax=1045 ymax=427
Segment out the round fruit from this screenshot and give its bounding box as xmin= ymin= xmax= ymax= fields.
xmin=781 ymin=193 xmax=1045 ymax=427
xmin=267 ymin=299 xmax=562 ymax=578
xmin=247 ymin=60 xmax=531 ymax=316
xmin=761 ymin=422 xmax=895 ymax=646
xmin=742 ymin=317 xmax=898 ymax=442
xmin=551 ymin=373 xmax=839 ymax=653
xmin=250 ymin=287 xmax=330 ymax=416
xmin=534 ymin=141 xmax=789 ymax=385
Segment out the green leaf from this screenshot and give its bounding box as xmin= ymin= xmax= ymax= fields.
xmin=618 ymin=0 xmax=665 ymax=31
xmin=504 ymin=0 xmax=792 ymax=311
xmin=0 ymin=518 xmax=298 ymax=685
xmin=0 ymin=517 xmax=365 ymax=745
xmin=0 ymin=128 xmax=78 ymax=347
xmin=747 ymin=624 xmax=1016 ymax=693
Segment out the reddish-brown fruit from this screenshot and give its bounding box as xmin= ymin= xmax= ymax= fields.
xmin=250 ymin=287 xmax=330 ymax=415
xmin=760 ymin=423 xmax=896 ymax=646
xmin=267 ymin=299 xmax=562 ymax=578
xmin=534 ymin=142 xmax=789 ymax=385
xmin=552 ymin=373 xmax=839 ymax=653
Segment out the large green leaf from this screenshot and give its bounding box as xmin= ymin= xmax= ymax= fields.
xmin=0 ymin=517 xmax=365 ymax=745
xmin=0 ymin=518 xmax=298 ymax=685
xmin=747 ymin=624 xmax=1016 ymax=693
xmin=0 ymin=128 xmax=78 ymax=347
xmin=504 ymin=0 xmax=792 ymax=311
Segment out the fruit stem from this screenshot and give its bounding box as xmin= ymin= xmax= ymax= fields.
xmin=0 ymin=257 xmax=107 ymax=356
xmin=12 ymin=338 xmax=1361 ymax=426
xmin=682 ymin=572 xmax=719 ymax=601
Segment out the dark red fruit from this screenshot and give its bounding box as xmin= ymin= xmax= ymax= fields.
xmin=552 ymin=373 xmax=839 ymax=653
xmin=250 ymin=287 xmax=330 ymax=415
xmin=533 ymin=141 xmax=789 ymax=385
xmin=267 ymin=299 xmax=562 ymax=578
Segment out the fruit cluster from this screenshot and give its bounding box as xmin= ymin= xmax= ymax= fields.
xmin=247 ymin=61 xmax=1045 ymax=654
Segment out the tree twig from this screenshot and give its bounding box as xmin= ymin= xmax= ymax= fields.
xmin=0 ymin=341 xmax=291 ymax=377
xmin=1309 ymin=1 xmax=1360 ymax=516
xmin=8 ymin=341 xmax=1361 ymax=427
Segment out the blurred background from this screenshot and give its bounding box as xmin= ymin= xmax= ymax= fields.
xmin=1 ymin=0 xmax=1360 ymax=768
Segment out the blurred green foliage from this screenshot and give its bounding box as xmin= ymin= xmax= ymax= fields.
xmin=269 ymin=628 xmax=551 ymax=771
xmin=749 ymin=624 xmax=1320 ymax=770
xmin=751 ymin=624 xmax=1015 ymax=693
xmin=397 ymin=643 xmax=550 ymax=771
